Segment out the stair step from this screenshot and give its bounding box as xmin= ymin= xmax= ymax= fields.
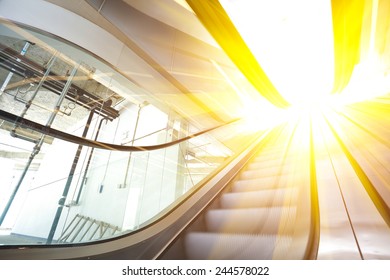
xmin=185 ymin=232 xmax=292 ymax=259
xmin=205 ymin=207 xmax=296 ymax=234
xmin=220 ymin=189 xmax=297 ymax=209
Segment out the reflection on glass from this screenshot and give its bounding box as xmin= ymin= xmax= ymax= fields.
xmin=0 ymin=21 xmax=242 ymax=245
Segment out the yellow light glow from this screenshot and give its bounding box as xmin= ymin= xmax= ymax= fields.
xmin=333 ymin=60 xmax=390 ymax=106
xmin=210 ymin=58 xmax=293 ymax=132
xmin=218 ymin=0 xmax=390 ymax=135
xmin=238 ymin=101 xmax=291 ymax=133
xmin=220 ymin=0 xmax=335 ymax=107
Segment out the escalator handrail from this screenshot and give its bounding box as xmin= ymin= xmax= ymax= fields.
xmin=304 ymin=117 xmax=320 ymax=260
xmin=0 ymin=109 xmax=241 ymax=152
xmin=0 ymin=124 xmax=268 ymax=259
xmin=185 ymin=0 xmax=290 ymax=108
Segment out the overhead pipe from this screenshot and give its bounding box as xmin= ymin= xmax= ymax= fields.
xmin=0 ymin=45 xmax=119 ymax=120
xmin=13 ymin=83 xmax=37 ymax=106
xmin=0 ymin=41 xmax=33 ymax=95
xmin=11 ymin=52 xmax=57 ymax=138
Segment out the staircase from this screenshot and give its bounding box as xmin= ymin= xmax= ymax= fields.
xmin=57 ymin=214 xmax=121 ymax=244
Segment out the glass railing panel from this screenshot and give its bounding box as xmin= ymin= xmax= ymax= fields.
xmin=0 ymin=21 xmax=260 ymax=246
xmin=0 ymin=115 xmax=254 ymax=245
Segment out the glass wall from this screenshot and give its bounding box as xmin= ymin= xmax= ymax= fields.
xmin=0 ymin=21 xmax=252 ymax=245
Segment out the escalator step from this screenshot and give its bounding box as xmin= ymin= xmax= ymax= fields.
xmin=220 ymin=188 xmax=297 ymax=209
xmin=251 ymin=156 xmax=285 ymax=165
xmin=240 ymin=166 xmax=293 ymax=179
xmin=184 ymin=232 xmax=292 ymax=259
xmin=232 ymin=177 xmax=290 ymax=192
xmin=205 ymin=207 xmax=297 ymax=234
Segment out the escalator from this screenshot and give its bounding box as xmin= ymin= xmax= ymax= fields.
xmin=0 ymin=24 xmax=319 ymax=258
xmin=0 ymin=108 xmax=319 ymax=259
xmin=160 ymin=119 xmax=318 ymax=260
xmin=3 ymin=98 xmax=390 ymax=259
xmin=1 ymin=3 xmax=390 ymax=260
xmin=183 ymin=146 xmax=303 ymax=259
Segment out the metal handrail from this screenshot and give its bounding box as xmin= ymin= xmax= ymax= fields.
xmin=0 ymin=109 xmax=241 ymax=152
